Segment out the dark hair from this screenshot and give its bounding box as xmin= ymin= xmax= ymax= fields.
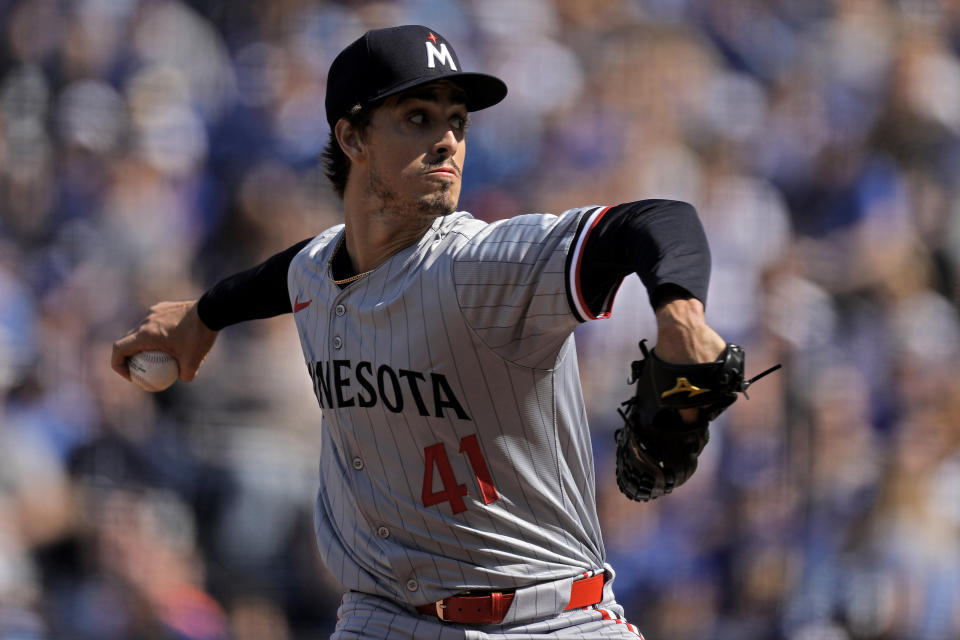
xmin=321 ymin=102 xmax=377 ymax=199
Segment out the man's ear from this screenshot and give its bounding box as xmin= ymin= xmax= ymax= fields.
xmin=335 ymin=119 xmax=365 ymax=161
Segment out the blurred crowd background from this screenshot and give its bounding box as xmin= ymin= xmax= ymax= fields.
xmin=2 ymin=0 xmax=960 ymax=638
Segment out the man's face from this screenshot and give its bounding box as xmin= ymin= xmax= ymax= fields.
xmin=361 ymin=82 xmax=469 ymax=221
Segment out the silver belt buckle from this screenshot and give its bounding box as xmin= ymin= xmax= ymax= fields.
xmin=435 ymin=600 xmax=446 ymax=621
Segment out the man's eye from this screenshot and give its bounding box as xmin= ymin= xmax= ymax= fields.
xmin=409 ymin=113 xmax=425 ymax=125
xmin=451 ymin=117 xmax=465 ymax=130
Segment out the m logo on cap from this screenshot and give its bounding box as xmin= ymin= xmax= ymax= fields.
xmin=425 ymin=33 xmax=457 ymax=71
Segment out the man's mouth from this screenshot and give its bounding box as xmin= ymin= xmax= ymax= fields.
xmin=424 ymin=166 xmax=459 ymax=177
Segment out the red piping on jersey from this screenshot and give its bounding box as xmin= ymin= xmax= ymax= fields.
xmin=571 ymin=206 xmax=613 ymax=320
xmin=595 ymin=607 xmax=613 ymax=621
xmin=594 ymin=607 xmax=643 ymax=636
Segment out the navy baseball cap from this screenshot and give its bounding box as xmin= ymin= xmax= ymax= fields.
xmin=325 ymin=25 xmax=508 ymax=126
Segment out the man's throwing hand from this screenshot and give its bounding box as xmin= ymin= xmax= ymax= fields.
xmin=111 ymin=301 xmax=219 ymax=383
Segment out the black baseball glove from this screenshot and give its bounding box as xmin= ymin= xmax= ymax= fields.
xmin=615 ymin=340 xmax=780 ymax=502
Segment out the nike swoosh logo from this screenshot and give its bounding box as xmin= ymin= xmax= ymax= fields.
xmin=294 ymin=295 xmax=312 ymax=312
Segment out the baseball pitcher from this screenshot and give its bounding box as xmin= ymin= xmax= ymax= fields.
xmin=113 ymin=25 xmax=776 ymax=640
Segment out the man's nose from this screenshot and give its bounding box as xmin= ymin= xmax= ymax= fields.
xmin=432 ymin=126 xmax=459 ymax=157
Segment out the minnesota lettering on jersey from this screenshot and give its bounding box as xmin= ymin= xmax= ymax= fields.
xmin=307 ymin=360 xmax=471 ymax=420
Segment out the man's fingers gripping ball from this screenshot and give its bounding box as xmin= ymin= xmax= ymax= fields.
xmin=126 ymin=350 xmax=180 ymax=392
xmin=615 ymin=340 xmax=781 ymax=502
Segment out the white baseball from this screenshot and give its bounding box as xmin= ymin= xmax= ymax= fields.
xmin=127 ymin=350 xmax=179 ymax=392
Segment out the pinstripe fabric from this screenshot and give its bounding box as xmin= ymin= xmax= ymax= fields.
xmin=334 ymin=589 xmax=644 ymax=639
xmin=288 ymin=208 xmax=642 ymax=637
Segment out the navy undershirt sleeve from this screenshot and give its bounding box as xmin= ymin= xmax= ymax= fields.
xmin=578 ymin=200 xmax=711 ymax=314
xmin=196 ymin=238 xmax=311 ymax=330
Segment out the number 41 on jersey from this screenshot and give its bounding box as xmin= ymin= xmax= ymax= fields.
xmin=422 ymin=434 xmax=499 ymax=514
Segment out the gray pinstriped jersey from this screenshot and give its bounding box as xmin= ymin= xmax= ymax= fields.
xmin=288 ymin=207 xmax=618 ymax=611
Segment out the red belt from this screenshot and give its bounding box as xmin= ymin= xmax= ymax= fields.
xmin=415 ymin=573 xmax=605 ymax=624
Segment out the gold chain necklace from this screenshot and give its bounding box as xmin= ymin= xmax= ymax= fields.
xmin=327 ymin=235 xmax=375 ymax=285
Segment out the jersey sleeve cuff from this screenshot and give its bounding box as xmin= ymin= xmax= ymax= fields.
xmin=564 ymin=206 xmax=615 ymax=323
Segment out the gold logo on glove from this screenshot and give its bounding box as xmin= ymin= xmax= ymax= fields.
xmin=661 ymin=377 xmax=709 ymax=399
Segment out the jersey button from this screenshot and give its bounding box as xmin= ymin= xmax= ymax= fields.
xmin=406 ymin=579 xmax=419 ymax=592
xmin=335 ymin=304 xmax=346 ymax=316
xmin=376 ymin=526 xmax=390 ymax=538
xmin=351 ymin=457 xmax=364 ymax=470
xmin=333 ymin=335 xmax=343 ymax=349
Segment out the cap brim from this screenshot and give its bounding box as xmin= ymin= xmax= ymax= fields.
xmin=369 ymin=72 xmax=507 ymax=112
